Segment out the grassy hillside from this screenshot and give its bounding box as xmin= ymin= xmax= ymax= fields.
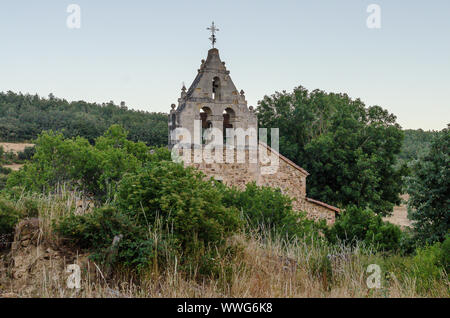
xmin=1 ymin=189 xmax=448 ymax=298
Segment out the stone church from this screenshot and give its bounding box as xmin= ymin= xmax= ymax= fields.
xmin=168 ymin=28 xmax=339 ymax=224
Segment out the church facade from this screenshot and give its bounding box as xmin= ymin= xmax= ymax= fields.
xmin=169 ymin=47 xmax=339 ymax=225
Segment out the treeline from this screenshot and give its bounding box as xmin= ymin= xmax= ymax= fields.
xmin=257 ymin=87 xmax=448 ymax=215
xmin=398 ymin=129 xmax=441 ymax=166
xmin=0 ymin=90 xmax=439 ymax=167
xmin=0 ymin=91 xmax=168 ymax=146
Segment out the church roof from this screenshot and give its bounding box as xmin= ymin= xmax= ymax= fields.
xmin=258 ymin=142 xmax=310 ymax=176
xmin=306 ymin=197 xmax=341 ymax=214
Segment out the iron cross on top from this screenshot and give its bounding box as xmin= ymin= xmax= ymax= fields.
xmin=207 ymin=22 xmax=219 ymax=48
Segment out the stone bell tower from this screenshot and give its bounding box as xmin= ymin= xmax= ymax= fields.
xmin=168 ymin=47 xmax=257 ymax=148
xmin=166 ymin=23 xmax=340 ymax=225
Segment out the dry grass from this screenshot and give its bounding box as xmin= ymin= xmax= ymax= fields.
xmin=1 ymin=191 xmax=449 ymax=298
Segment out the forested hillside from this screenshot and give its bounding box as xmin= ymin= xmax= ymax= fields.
xmin=0 ymin=91 xmax=439 ymax=166
xmin=0 ymin=91 xmax=168 ymax=146
xmin=398 ymin=129 xmax=440 ymax=166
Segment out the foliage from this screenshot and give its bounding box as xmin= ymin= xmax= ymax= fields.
xmin=17 ymin=146 xmax=35 ymax=161
xmin=55 ymin=207 xmax=165 ymax=272
xmin=397 ymin=129 xmax=439 ymax=167
xmin=55 ymin=161 xmax=242 ymax=275
xmin=442 ymin=234 xmax=450 ymax=273
xmin=257 ymin=86 xmax=405 ymax=215
xmin=0 ymin=198 xmax=21 ymax=235
xmin=406 ymin=127 xmax=449 ymax=245
xmin=5 ymin=125 xmax=171 ymax=200
xmin=409 ymin=239 xmax=449 ymax=292
xmin=220 ymin=182 xmax=323 ymax=239
xmin=0 ymin=91 xmax=168 ymax=146
xmin=116 ymin=161 xmax=242 ymax=253
xmin=326 ymin=206 xmax=402 ymax=252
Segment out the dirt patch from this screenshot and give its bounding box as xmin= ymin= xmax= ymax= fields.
xmin=383 ymin=194 xmax=412 ymax=228
xmin=2 ymin=164 xmax=23 ymax=171
xmin=0 ymin=143 xmax=34 ymax=154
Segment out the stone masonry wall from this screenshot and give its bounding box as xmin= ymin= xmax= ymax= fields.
xmin=179 ymin=144 xmax=337 ymax=224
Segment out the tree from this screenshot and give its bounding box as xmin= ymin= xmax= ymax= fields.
xmin=407 ymin=127 xmax=449 ymax=245
xmin=5 ymin=125 xmax=171 ymax=201
xmin=326 ymin=206 xmax=402 ymax=252
xmin=257 ymin=86 xmax=405 ymax=215
xmin=0 ymin=91 xmax=168 ymax=146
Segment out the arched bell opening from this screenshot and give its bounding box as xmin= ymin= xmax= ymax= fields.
xmin=200 ymin=107 xmax=213 ymax=144
xmin=212 ymin=77 xmax=221 ymax=101
xmin=223 ymin=107 xmax=236 ymax=146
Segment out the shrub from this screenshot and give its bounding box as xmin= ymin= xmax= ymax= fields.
xmin=0 ymin=198 xmax=21 ymax=236
xmin=55 ymin=207 xmax=168 ymax=273
xmin=56 ymin=161 xmax=242 ymax=276
xmin=411 ymin=241 xmax=448 ymax=293
xmin=441 ymin=234 xmax=450 ymax=273
xmin=5 ymin=126 xmax=171 ymax=200
xmin=116 ymin=161 xmax=242 ymax=253
xmin=0 ymin=166 xmax=12 ymax=175
xmin=220 ymin=182 xmax=323 ymax=239
xmin=23 ymin=198 xmax=39 ymax=218
xmin=326 ymin=206 xmax=402 ymax=252
xmin=0 ymin=175 xmax=8 ymax=191
xmin=17 ymin=146 xmax=36 ymax=161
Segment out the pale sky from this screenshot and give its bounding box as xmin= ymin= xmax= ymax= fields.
xmin=0 ymin=0 xmax=449 ymax=130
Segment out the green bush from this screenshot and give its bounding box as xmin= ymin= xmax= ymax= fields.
xmin=410 ymin=241 xmax=448 ymax=293
xmin=55 ymin=207 xmax=168 ymax=272
xmin=23 ymin=198 xmax=39 ymax=218
xmin=220 ymin=182 xmax=323 ymax=239
xmin=116 ymin=161 xmax=242 ymax=253
xmin=407 ymin=128 xmax=449 ymax=245
xmin=326 ymin=206 xmax=402 ymax=252
xmin=17 ymin=146 xmax=36 ymax=161
xmin=441 ymin=234 xmax=450 ymax=273
xmin=57 ymin=160 xmax=242 ymax=275
xmin=0 ymin=198 xmax=21 ymax=235
xmin=5 ymin=126 xmax=171 ymax=201
xmin=0 ymin=175 xmax=8 ymax=191
xmin=0 ymin=166 xmax=12 ymax=175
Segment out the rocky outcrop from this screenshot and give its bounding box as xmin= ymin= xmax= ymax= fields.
xmin=0 ymin=218 xmax=90 ymax=297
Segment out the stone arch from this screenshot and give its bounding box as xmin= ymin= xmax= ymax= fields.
xmin=200 ymin=106 xmax=212 ymax=128
xmin=200 ymin=106 xmax=213 ymax=144
xmin=223 ymin=107 xmax=236 ymax=144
